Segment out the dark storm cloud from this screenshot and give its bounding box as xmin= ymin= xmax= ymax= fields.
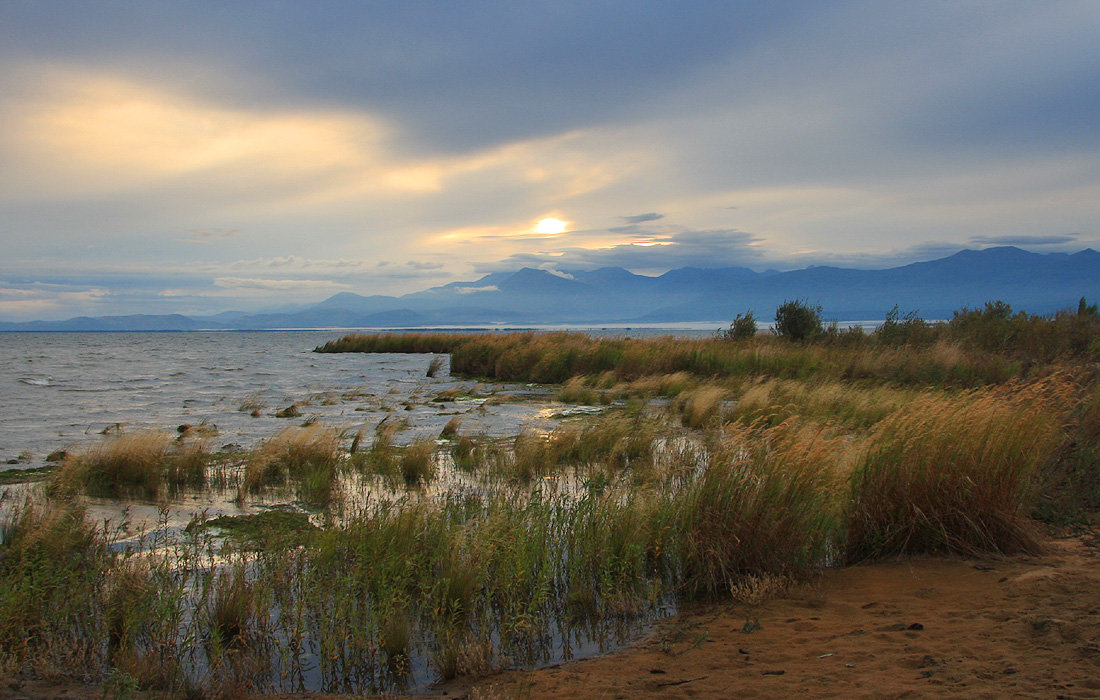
xmin=620 ymin=213 xmax=664 ymax=225
xmin=969 ymin=234 xmax=1079 ymax=247
xmin=477 ymin=229 xmax=766 ymax=273
xmin=0 ymin=0 xmax=808 ymax=154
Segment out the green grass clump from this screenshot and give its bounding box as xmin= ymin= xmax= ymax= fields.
xmin=206 ymin=564 xmax=256 ymax=651
xmin=191 ymin=510 xmax=319 ymax=549
xmin=0 ymin=466 xmax=54 ymax=484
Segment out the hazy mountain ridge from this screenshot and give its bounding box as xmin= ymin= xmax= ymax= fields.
xmin=3 ymin=247 xmax=1098 ymax=331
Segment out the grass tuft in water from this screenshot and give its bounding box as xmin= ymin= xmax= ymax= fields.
xmin=48 ymin=430 xmax=211 ymax=499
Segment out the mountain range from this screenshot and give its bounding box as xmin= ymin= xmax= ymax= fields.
xmin=3 ymin=247 xmax=1099 ymax=331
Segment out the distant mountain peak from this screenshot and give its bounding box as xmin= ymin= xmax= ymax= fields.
xmin=4 ymin=248 xmax=1098 ymax=331
xmin=498 ymin=268 xmax=591 ymax=294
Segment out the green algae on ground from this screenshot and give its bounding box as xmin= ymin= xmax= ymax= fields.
xmin=189 ymin=510 xmax=318 ymax=548
xmin=0 ymin=465 xmax=55 ymax=484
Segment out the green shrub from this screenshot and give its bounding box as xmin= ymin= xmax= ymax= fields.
xmin=875 ymin=305 xmax=931 ymax=345
xmin=773 ymin=299 xmax=823 ymax=341
xmin=718 ymin=311 xmax=757 ymax=340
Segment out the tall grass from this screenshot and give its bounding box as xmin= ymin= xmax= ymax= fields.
xmin=0 ymin=500 xmax=106 ymax=676
xmin=672 ymin=422 xmax=841 ymax=597
xmin=726 ymin=377 xmax=916 ymax=429
xmin=675 ymin=385 xmax=726 ymax=429
xmin=241 ymin=425 xmax=340 ymax=507
xmin=844 ymin=377 xmax=1076 ymax=560
xmin=5 ymin=315 xmax=1097 ymax=693
xmin=1033 ymin=382 xmax=1100 ymax=525
xmin=316 ymin=327 xmax=1036 ymax=388
xmin=49 ymin=430 xmax=210 ymax=498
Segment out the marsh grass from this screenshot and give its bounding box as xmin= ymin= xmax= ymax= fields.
xmin=1033 ymin=383 xmax=1100 ymax=525
xmin=206 ymin=564 xmax=256 ymax=652
xmin=676 ymin=385 xmax=726 ymax=429
xmin=191 ymin=511 xmax=319 ymax=549
xmin=432 ymin=630 xmax=495 ymax=681
xmin=480 ymin=410 xmax=663 ymax=483
xmin=0 ymin=500 xmax=105 ymax=676
xmin=726 ymin=377 xmax=916 ymax=430
xmin=427 ymin=355 xmax=446 ymax=378
xmin=2 ymin=374 xmax=1086 ymax=693
xmin=0 ymin=465 xmax=54 ymax=485
xmin=316 ymin=314 xmax=1083 ymax=387
xmin=49 ymin=430 xmax=211 ymax=499
xmin=673 ymin=421 xmax=841 ymax=597
xmin=241 ymin=425 xmax=340 ymax=506
xmin=348 ymin=419 xmax=401 ymax=477
xmin=400 ymin=440 xmax=437 ymax=486
xmin=845 ymin=377 xmax=1078 ymax=560
xmin=451 ymin=435 xmax=480 ymax=473
xmin=165 ymin=439 xmax=209 ymax=493
xmin=556 ymin=376 xmax=604 ymax=405
xmin=6 ymin=318 xmax=1098 ymax=694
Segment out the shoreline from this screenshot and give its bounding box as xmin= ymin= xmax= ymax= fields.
xmin=11 ymin=531 xmax=1097 ymax=698
xmin=450 ymin=532 xmax=1100 ymax=699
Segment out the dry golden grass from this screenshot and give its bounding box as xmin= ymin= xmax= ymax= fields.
xmin=241 ymin=425 xmax=340 ymax=505
xmin=726 ymin=377 xmax=916 ymax=430
xmin=677 ymin=385 xmax=726 ymax=429
xmin=845 ymin=376 xmax=1081 ymax=560
xmin=49 ymin=429 xmax=210 ymax=498
xmin=676 ymin=420 xmax=843 ymax=597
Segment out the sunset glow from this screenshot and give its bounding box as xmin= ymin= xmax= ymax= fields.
xmin=533 ymin=218 xmax=569 ymax=235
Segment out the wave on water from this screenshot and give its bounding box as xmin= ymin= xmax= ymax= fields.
xmin=18 ymin=376 xmax=52 ymax=386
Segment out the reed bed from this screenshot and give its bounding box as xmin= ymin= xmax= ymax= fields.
xmin=317 ymin=330 xmax=1028 ymax=388
xmin=0 ymin=418 xmax=851 ymax=692
xmin=316 ymin=301 xmax=1100 ymax=388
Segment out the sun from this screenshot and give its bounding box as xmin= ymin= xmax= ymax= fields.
xmin=533 ymin=217 xmax=568 ymax=234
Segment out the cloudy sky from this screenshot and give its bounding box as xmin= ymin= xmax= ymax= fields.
xmin=2 ymin=1 xmax=1098 ymax=320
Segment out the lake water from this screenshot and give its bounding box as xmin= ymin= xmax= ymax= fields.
xmin=0 ymin=330 xmax=554 ymax=470
xmin=0 ymin=324 xmax=886 ymax=469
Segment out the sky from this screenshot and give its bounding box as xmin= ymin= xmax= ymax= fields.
xmin=2 ymin=1 xmax=1099 ymax=321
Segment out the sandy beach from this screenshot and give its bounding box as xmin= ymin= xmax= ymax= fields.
xmin=452 ymin=533 xmax=1100 ymax=699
